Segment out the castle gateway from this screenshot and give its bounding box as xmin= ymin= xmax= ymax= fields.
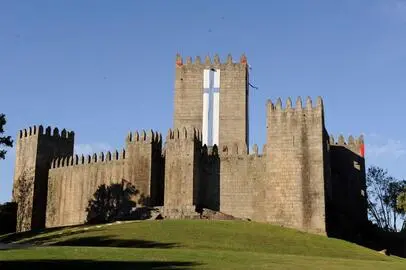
xmin=12 ymin=54 xmax=367 ymax=236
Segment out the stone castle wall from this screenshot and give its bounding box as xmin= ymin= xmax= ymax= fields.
xmin=14 ymin=118 xmax=365 ymax=235
xmin=217 ymin=145 xmax=266 ymax=221
xmin=46 ymin=130 xmax=163 ymax=228
xmin=46 ymin=150 xmax=126 ymax=227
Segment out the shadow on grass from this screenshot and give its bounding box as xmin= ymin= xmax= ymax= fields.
xmin=51 ymin=235 xmax=180 ymax=249
xmin=0 ymin=224 xmax=88 ymax=244
xmin=1 ymin=228 xmax=104 ymax=247
xmin=0 ymin=260 xmax=200 ymax=270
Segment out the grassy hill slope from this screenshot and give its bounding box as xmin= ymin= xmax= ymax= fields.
xmin=0 ymin=220 xmax=405 ymax=269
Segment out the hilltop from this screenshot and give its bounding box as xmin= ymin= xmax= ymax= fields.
xmin=0 ymin=220 xmax=405 ymax=269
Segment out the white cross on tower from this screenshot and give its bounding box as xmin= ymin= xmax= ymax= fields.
xmin=203 ymin=69 xmax=220 ymax=146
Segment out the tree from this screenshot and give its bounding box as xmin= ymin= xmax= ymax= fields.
xmin=396 ymin=190 xmax=406 ymax=231
xmin=0 ymin=113 xmax=13 ymax=159
xmin=367 ymin=166 xmax=405 ymax=232
xmin=386 ymin=180 xmax=406 ymax=229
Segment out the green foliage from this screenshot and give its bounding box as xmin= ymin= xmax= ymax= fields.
xmin=366 ymin=166 xmax=405 ymax=232
xmin=0 ymin=113 xmax=13 ymax=159
xmin=0 ymin=220 xmax=406 ymax=269
xmin=397 ymin=192 xmax=406 ymax=212
xmin=397 ymin=191 xmax=406 ymax=231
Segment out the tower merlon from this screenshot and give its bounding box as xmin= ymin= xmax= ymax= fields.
xmin=329 ymin=134 xmax=364 ymax=146
xmin=166 ymin=127 xmax=201 ymax=142
xmin=219 ymin=142 xmax=248 ymax=157
xmin=51 ymin=148 xmax=126 ymax=169
xmin=126 ymin=129 xmax=161 ymax=144
xmin=329 ymin=134 xmax=365 ymax=157
xmin=175 ymin=53 xmax=248 ymax=67
xmin=252 ymin=144 xmax=258 ymax=155
xmin=267 ymin=96 xmax=324 ymax=114
xmin=18 ymin=125 xmax=74 ymax=140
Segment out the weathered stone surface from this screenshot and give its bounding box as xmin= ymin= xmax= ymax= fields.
xmin=164 ymin=127 xmax=201 ymax=210
xmin=13 ymin=126 xmax=74 ymax=232
xmin=199 ymin=208 xmax=244 ymax=220
xmin=265 ymin=98 xmax=327 ymax=234
xmin=45 ymin=131 xmax=163 ymax=228
xmin=173 ymin=55 xmax=248 ymax=148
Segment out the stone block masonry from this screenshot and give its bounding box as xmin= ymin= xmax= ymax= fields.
xmin=46 ymin=150 xmax=126 ymax=227
xmin=266 ymin=97 xmax=327 ymax=234
xmin=163 ymin=127 xmax=202 ymax=217
xmin=174 ymin=54 xmax=249 ymax=149
xmin=217 ymin=144 xmax=266 ymax=221
xmin=125 ymin=130 xmax=164 ymax=206
xmin=12 ymin=53 xmax=367 ymax=236
xmin=45 ymin=130 xmax=163 ymax=228
xmin=13 ymin=126 xmax=74 ymax=232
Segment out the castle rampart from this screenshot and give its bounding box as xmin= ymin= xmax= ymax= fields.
xmin=217 ymin=144 xmax=267 ymax=221
xmin=12 ymin=53 xmax=367 ymax=236
xmin=46 ymin=149 xmax=126 ymax=227
xmin=45 ymin=129 xmax=164 ymax=228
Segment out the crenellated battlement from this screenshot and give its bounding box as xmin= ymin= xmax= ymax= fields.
xmin=18 ymin=125 xmax=74 ymax=140
xmin=329 ymin=134 xmax=365 ymax=157
xmin=219 ymin=143 xmax=265 ymax=158
xmin=267 ymin=96 xmax=323 ymax=114
xmin=175 ymin=53 xmax=248 ymax=68
xmin=219 ymin=143 xmax=246 ymax=157
xmin=166 ymin=127 xmax=202 ymax=142
xmin=126 ymin=129 xmax=162 ymax=144
xmin=51 ymin=149 xmax=126 ymax=169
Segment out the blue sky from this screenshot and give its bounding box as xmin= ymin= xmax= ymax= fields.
xmin=1 ymin=0 xmax=406 ymax=203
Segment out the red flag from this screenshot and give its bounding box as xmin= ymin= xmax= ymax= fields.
xmin=360 ymin=143 xmax=365 ymax=157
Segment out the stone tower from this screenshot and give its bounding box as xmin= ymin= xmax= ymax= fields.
xmin=12 ymin=126 xmax=74 ymax=232
xmin=163 ymin=127 xmax=202 ymax=217
xmin=265 ymin=97 xmax=329 ymax=234
xmin=173 ymin=54 xmax=249 ymax=150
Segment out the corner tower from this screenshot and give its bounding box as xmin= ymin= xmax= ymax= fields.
xmin=173 ymin=54 xmax=249 ymax=149
xmin=12 ymin=125 xmax=74 ymax=232
xmin=265 ymin=97 xmax=329 ymax=234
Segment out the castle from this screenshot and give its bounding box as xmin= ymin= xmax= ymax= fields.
xmin=12 ymin=54 xmax=367 ymax=236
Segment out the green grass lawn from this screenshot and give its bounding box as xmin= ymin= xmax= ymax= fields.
xmin=0 ymin=220 xmax=405 ymax=269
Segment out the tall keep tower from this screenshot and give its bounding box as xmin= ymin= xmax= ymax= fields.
xmin=173 ymin=54 xmax=249 ymax=149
